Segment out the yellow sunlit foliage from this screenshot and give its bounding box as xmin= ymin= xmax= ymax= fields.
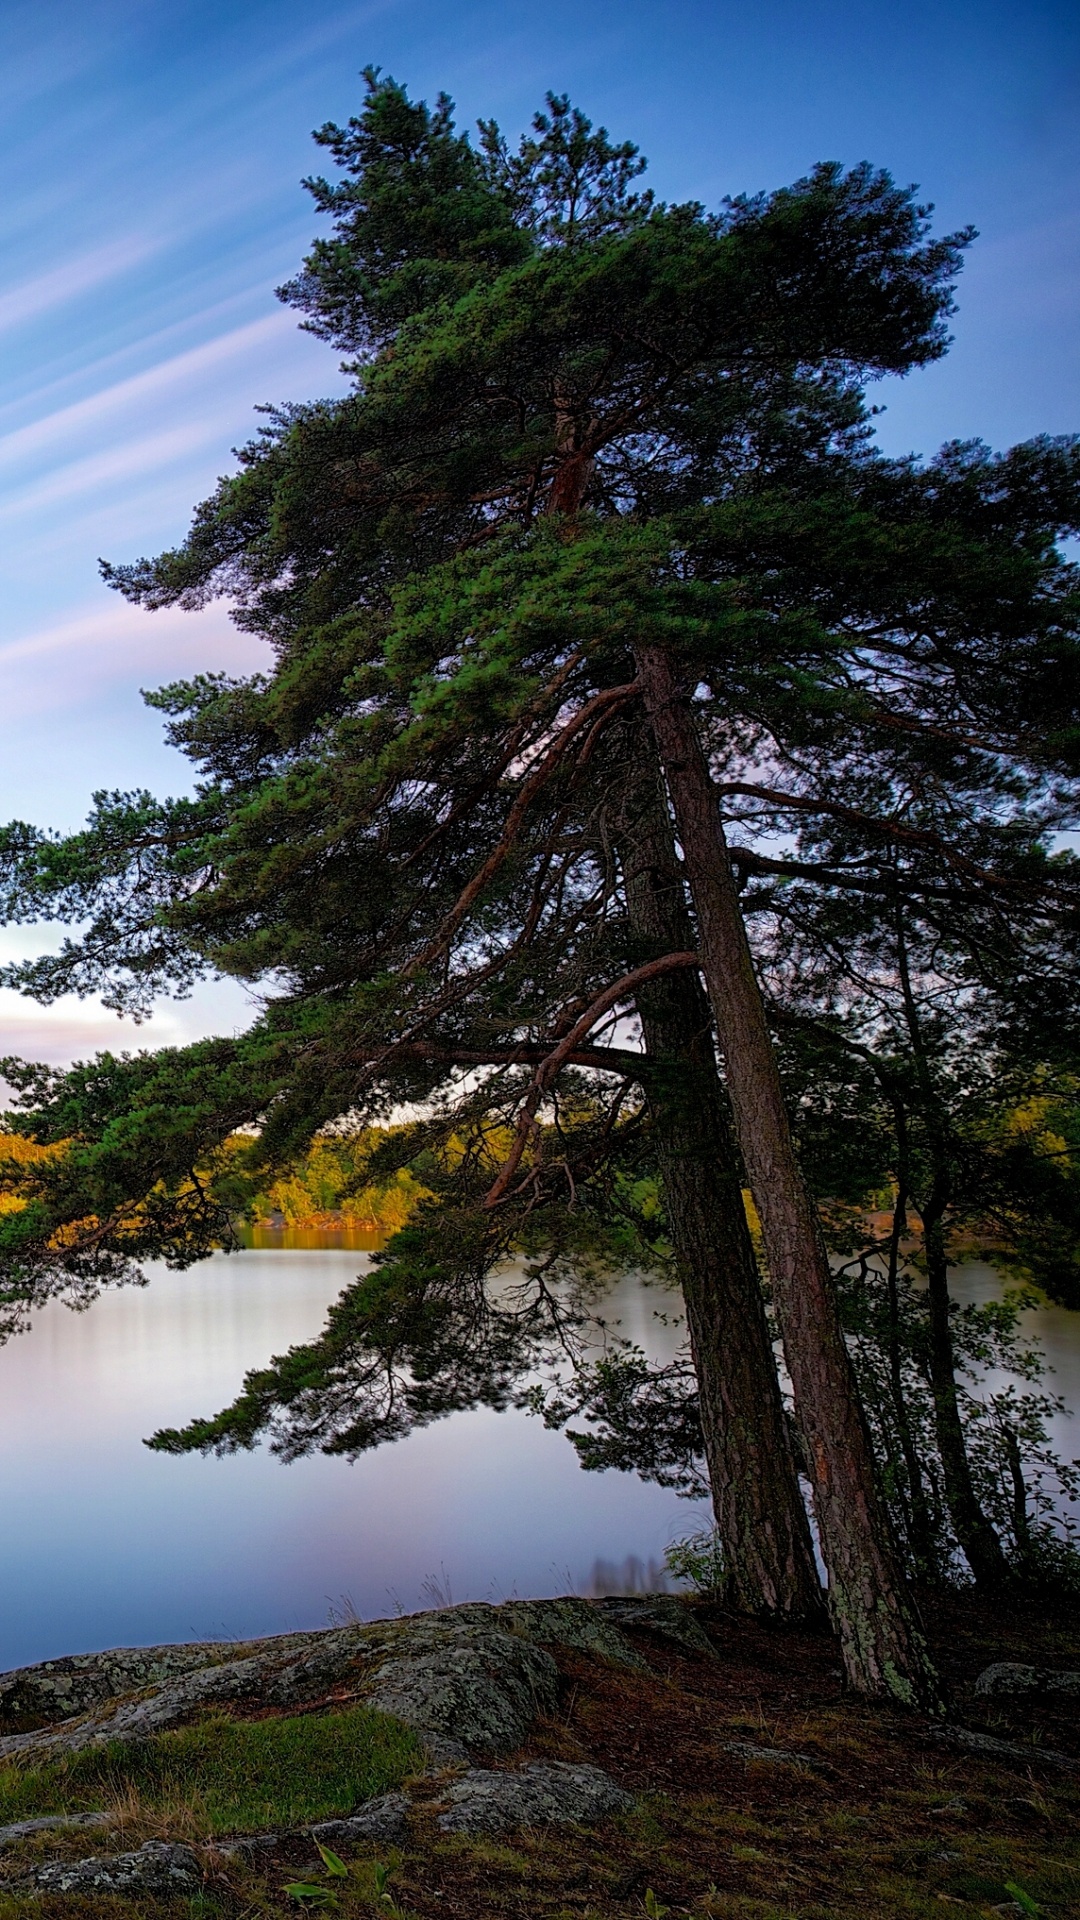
xmin=0 ymin=1132 xmax=67 ymax=1215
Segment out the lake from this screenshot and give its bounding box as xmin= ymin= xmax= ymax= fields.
xmin=0 ymin=1245 xmax=688 ymax=1673
xmin=0 ymin=1247 xmax=1076 ymax=1675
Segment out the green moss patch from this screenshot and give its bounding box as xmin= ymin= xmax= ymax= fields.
xmin=0 ymin=1703 xmax=419 ymax=1836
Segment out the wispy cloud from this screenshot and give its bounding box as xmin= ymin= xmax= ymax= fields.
xmin=0 ymin=423 xmax=222 ymax=522
xmin=0 ymin=236 xmax=158 ymax=336
xmin=0 ymin=310 xmax=297 ymax=474
xmin=0 ymin=598 xmax=265 ymax=717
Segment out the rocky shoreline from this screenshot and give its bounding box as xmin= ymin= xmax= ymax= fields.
xmin=0 ymin=1595 xmax=708 ymax=1896
xmin=1 ymin=1592 xmax=1078 ymax=1913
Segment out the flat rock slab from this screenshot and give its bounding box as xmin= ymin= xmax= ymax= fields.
xmin=0 ymin=1628 xmax=371 ymax=1763
xmin=214 ymin=1790 xmax=412 ymax=1859
xmin=0 ymin=1811 xmax=112 ymax=1848
xmin=16 ymin=1840 xmax=200 ymax=1895
xmin=974 ymin=1661 xmax=1080 ymax=1699
xmin=725 ymin=1742 xmax=818 ymax=1772
xmin=593 ymin=1595 xmax=717 ymax=1659
xmin=0 ymin=1595 xmax=662 ymax=1767
xmin=435 ymin=1762 xmax=633 ymax=1834
xmin=0 ymin=1633 xmax=322 ymax=1728
xmin=928 ymin=1723 xmax=1079 ymax=1771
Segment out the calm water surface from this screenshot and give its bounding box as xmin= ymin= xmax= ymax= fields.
xmin=0 ymin=1250 xmax=1076 ymax=1674
xmin=0 ymin=1246 xmax=687 ymax=1672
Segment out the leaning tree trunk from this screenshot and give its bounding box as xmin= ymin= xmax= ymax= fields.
xmin=621 ymin=760 xmax=823 ymax=1620
xmin=635 ymin=643 xmax=942 ymax=1710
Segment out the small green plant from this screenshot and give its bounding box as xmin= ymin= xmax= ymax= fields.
xmin=373 ymin=1860 xmax=411 ymax=1920
xmin=316 ymin=1841 xmax=349 ymax=1878
xmin=663 ymin=1528 xmax=726 ymax=1598
xmin=644 ymin=1891 xmax=671 ymax=1919
xmin=1004 ymin=1884 xmax=1043 ymax=1917
xmin=283 ymin=1884 xmax=337 ymax=1909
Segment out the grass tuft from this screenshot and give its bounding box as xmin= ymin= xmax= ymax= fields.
xmin=0 ymin=1704 xmax=420 ymax=1837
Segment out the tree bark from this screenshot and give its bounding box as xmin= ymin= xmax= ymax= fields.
xmin=635 ymin=643 xmax=943 ymax=1710
xmin=918 ymin=1187 xmax=1010 ymax=1587
xmin=620 ymin=762 xmax=823 ymax=1620
xmin=881 ymin=1103 xmax=938 ymax=1580
xmin=893 ymin=909 xmax=1010 ymax=1590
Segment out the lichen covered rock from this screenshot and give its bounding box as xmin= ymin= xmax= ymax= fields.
xmin=435 ymin=1762 xmax=633 ymax=1834
xmin=0 ymin=1592 xmax=699 ymax=1768
xmin=362 ymin=1617 xmax=560 ymax=1759
xmin=974 ymin=1661 xmax=1080 ymax=1699
xmin=23 ymin=1839 xmax=201 ymax=1895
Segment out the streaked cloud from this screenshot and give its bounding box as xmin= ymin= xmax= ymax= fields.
xmin=0 ymin=599 xmax=265 ymax=720
xmin=0 ymin=423 xmax=221 ymax=523
xmin=0 ymin=311 xmax=297 ymax=475
xmin=0 ymin=236 xmax=158 ymax=337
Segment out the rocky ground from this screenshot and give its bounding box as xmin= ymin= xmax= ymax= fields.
xmin=0 ymin=1590 xmax=1077 ymax=1919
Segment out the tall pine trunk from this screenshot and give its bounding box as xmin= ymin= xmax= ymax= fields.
xmin=621 ymin=763 xmax=823 ymax=1620
xmin=635 ymin=644 xmax=942 ymax=1710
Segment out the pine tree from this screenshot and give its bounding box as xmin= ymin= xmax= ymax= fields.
xmin=3 ymin=74 xmax=1079 ymax=1702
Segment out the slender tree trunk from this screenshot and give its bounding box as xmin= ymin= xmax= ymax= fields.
xmin=882 ymin=1096 xmax=937 ymax=1579
xmin=892 ymin=912 xmax=1010 ymax=1591
xmin=1001 ymin=1424 xmax=1032 ymax=1568
xmin=635 ymin=643 xmax=942 ymax=1710
xmin=919 ymin=1185 xmax=1010 ymax=1587
xmin=621 ymin=763 xmax=823 ymax=1620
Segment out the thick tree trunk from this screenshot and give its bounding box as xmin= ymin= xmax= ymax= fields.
xmin=621 ymin=767 xmax=823 ymax=1620
xmin=635 ymin=643 xmax=942 ymax=1710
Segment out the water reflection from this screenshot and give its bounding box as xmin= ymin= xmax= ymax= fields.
xmin=947 ymin=1263 xmax=1080 ymax=1468
xmin=0 ymin=1250 xmax=1075 ymax=1675
xmin=0 ymin=1248 xmax=689 ymax=1673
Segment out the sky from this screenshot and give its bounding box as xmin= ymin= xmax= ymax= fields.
xmin=0 ymin=0 xmax=1077 ymax=1069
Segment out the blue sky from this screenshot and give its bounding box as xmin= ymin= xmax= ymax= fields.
xmin=0 ymin=0 xmax=1077 ymax=1065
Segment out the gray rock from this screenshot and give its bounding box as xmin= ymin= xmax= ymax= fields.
xmin=0 ymin=1811 xmax=112 ymax=1847
xmin=0 ymin=1632 xmax=325 ymax=1730
xmin=310 ymin=1791 xmax=411 ymax=1845
xmin=0 ymin=1630 xmax=370 ymax=1764
xmin=213 ymin=1832 xmax=282 ymax=1861
xmin=928 ymin=1723 xmax=1079 ymax=1771
xmin=214 ymin=1791 xmax=412 ymax=1860
xmin=0 ymin=1593 xmax=687 ymax=1770
xmin=501 ymin=1598 xmax=647 ymax=1670
xmin=25 ymin=1839 xmax=201 ymax=1895
xmin=974 ymin=1661 xmax=1080 ymax=1699
xmin=0 ymin=1643 xmax=226 ymax=1730
xmin=593 ymin=1595 xmax=717 ymax=1659
xmin=725 ymin=1742 xmax=817 ymax=1771
xmin=362 ymin=1619 xmax=559 ymax=1759
xmin=436 ymin=1762 xmax=633 ymax=1834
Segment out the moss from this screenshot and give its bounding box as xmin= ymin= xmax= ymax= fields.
xmin=0 ymin=1703 xmax=419 ymax=1836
